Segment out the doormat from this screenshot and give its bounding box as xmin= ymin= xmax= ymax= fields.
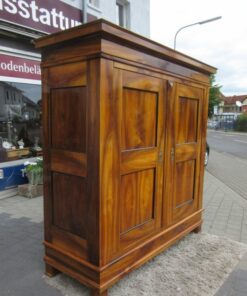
xmin=44 ymin=233 xmax=247 ymax=296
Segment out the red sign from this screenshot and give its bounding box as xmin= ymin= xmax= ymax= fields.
xmin=0 ymin=0 xmax=83 ymax=34
xmin=0 ymin=54 xmax=41 ymax=80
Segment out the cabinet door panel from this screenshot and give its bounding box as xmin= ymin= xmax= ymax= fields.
xmin=121 ymin=88 xmax=157 ymax=150
xmin=120 ymin=169 xmax=155 ymax=234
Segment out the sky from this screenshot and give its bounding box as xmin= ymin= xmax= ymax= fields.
xmin=7 ymin=82 xmax=41 ymax=103
xmin=150 ymin=0 xmax=247 ymax=96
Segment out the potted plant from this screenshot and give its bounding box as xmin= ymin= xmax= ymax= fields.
xmin=23 ymin=158 xmax=43 ymax=185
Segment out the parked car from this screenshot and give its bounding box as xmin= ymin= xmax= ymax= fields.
xmin=207 ymin=120 xmax=220 ymax=130
xmin=205 ymin=142 xmax=210 ymax=166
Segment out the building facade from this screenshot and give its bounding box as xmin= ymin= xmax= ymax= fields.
xmin=0 ymin=0 xmax=150 ymax=195
xmin=222 ymin=95 xmax=247 ymax=113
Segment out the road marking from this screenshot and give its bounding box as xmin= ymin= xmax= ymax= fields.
xmin=234 ymin=139 xmax=247 ymax=144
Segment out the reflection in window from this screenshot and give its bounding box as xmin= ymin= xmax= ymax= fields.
xmin=0 ymin=81 xmax=42 ymax=163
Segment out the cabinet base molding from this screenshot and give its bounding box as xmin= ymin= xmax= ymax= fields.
xmin=45 ymin=263 xmax=60 ymax=277
xmin=193 ymin=225 xmax=202 ymax=233
xmin=44 ymin=211 xmax=202 ymax=293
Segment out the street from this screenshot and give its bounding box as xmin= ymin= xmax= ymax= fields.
xmin=206 ymin=129 xmax=247 ymax=200
xmin=207 ymin=129 xmax=247 ymax=160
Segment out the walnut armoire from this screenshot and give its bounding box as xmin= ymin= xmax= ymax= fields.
xmin=35 ymin=19 xmax=216 ymax=296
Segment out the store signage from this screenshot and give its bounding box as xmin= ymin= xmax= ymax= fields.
xmin=0 ymin=0 xmax=82 ymax=34
xmin=0 ymin=54 xmax=41 ymax=80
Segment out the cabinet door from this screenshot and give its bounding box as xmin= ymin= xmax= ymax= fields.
xmin=114 ymin=69 xmax=166 ymax=254
xmin=164 ymin=83 xmax=204 ymax=225
xmin=118 ymin=71 xmax=164 ymax=248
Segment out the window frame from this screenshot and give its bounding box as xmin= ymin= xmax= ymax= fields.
xmin=116 ymin=0 xmax=130 ymax=29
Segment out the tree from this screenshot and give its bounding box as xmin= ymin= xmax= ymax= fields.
xmin=208 ymin=74 xmax=222 ymax=118
xmin=235 ymin=113 xmax=247 ymax=132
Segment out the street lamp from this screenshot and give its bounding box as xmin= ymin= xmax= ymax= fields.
xmin=174 ymin=16 xmax=222 ymax=50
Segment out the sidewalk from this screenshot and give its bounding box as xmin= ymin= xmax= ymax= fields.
xmin=0 ymin=171 xmax=247 ymax=295
xmin=203 ymin=170 xmax=247 ymax=243
xmin=203 ymin=170 xmax=247 ymax=295
xmin=206 ymin=149 xmax=247 ymax=201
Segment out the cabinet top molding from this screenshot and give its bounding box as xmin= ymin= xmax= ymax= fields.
xmin=35 ymin=18 xmax=216 ymax=75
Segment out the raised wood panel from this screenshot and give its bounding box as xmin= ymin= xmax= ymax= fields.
xmin=48 ymin=62 xmax=87 ymax=87
xmin=177 ymin=97 xmax=198 ymax=144
xmin=174 ymin=160 xmax=195 ymax=208
xmin=175 ymin=143 xmax=197 ymax=163
xmin=52 ymin=172 xmax=87 ymax=239
xmin=51 ymin=149 xmax=87 ymax=177
xmin=120 ymin=169 xmax=155 ymax=234
xmin=51 ymin=226 xmax=88 ymax=260
xmin=120 ymin=148 xmax=157 ymax=175
xmin=121 ymin=88 xmax=157 ymax=150
xmin=51 ymin=87 xmax=87 ymax=153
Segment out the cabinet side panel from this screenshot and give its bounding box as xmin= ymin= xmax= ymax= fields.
xmin=51 ymin=87 xmax=86 ymax=152
xmin=42 ymin=67 xmax=53 ymax=242
xmin=53 ymin=172 xmax=87 ymax=238
xmin=43 ymin=61 xmax=100 ymax=263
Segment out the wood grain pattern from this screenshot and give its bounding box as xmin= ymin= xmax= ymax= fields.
xmin=38 ymin=20 xmax=214 ymax=296
xmin=85 ymin=59 xmax=101 ymax=265
xmin=116 ymin=70 xmax=165 ymax=253
xmin=177 ymin=97 xmax=198 ymax=144
xmin=121 ymin=88 xmax=157 ymax=150
xmin=120 ymin=148 xmax=157 ymax=174
xmin=51 ymin=87 xmax=86 ymax=153
xmin=48 ymin=62 xmax=87 ymax=87
xmin=52 ymin=172 xmax=87 ymax=238
xmin=172 ymin=84 xmax=203 ymax=223
xmin=99 ymin=59 xmax=120 ymax=264
xmin=174 ymin=160 xmax=195 ymax=208
xmin=51 ymin=149 xmax=87 ymax=177
xmin=120 ymin=169 xmax=155 ymax=234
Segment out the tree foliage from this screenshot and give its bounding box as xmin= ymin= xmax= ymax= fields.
xmin=234 ymin=113 xmax=247 ymax=132
xmin=208 ymin=74 xmax=222 ymax=118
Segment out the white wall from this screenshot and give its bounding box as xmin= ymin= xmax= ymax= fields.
xmin=101 ymin=0 xmax=150 ymax=37
xmin=100 ymin=0 xmax=116 ymax=24
xmin=59 ymin=0 xmax=150 ymax=37
xmin=129 ymin=0 xmax=150 ymax=37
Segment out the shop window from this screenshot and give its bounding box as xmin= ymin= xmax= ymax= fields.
xmin=0 ymin=81 xmax=42 ymax=163
xmin=5 ymin=90 xmax=9 ymax=103
xmin=116 ymin=0 xmax=130 ymax=29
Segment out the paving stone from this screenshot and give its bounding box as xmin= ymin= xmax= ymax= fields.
xmin=0 ymin=207 xmax=61 ymax=296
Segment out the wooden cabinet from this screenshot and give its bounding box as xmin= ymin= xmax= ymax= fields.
xmin=36 ymin=19 xmax=216 ymax=295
